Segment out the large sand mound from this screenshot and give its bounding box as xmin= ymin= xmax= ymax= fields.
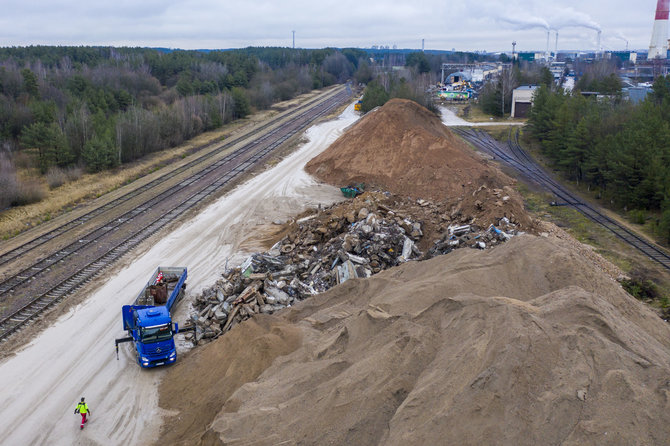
xmin=305 ymin=98 xmax=533 ymax=229
xmin=158 ymin=235 xmax=670 ymax=445
xmin=305 ymin=98 xmax=508 ymax=201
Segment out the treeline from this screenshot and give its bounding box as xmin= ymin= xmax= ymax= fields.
xmin=359 ymin=75 xmax=437 ymax=114
xmin=0 ymin=46 xmax=369 ymax=179
xmin=527 ymin=76 xmax=670 ymax=242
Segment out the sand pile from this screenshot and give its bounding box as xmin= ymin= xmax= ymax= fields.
xmin=157 ymin=235 xmax=670 ymax=446
xmin=305 ymin=98 xmax=532 ymax=229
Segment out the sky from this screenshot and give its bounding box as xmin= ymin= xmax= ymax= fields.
xmin=0 ymin=0 xmax=661 ymax=53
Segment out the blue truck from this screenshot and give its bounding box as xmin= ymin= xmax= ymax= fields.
xmin=115 ymin=266 xmax=193 ymax=368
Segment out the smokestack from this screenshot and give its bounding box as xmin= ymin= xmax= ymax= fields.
xmin=546 ymin=30 xmax=550 ymax=60
xmin=597 ymin=30 xmax=602 ymax=57
xmin=555 ymin=30 xmax=559 ymax=57
xmin=649 ymin=0 xmax=670 ymax=59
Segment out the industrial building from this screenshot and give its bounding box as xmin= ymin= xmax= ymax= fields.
xmin=511 ymin=86 xmax=538 ymax=118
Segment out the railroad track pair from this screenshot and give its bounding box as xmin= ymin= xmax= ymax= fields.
xmin=0 ymin=86 xmax=352 ymax=341
xmin=455 ymin=127 xmax=670 ymax=271
xmin=0 ymin=87 xmax=345 ymax=270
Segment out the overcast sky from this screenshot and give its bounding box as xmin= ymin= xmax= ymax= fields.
xmin=0 ymin=1 xmax=661 ymax=53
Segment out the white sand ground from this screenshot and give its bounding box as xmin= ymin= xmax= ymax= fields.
xmin=0 ymin=103 xmax=359 ymax=446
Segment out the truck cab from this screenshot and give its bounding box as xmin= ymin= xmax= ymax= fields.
xmin=117 ymin=266 xmax=187 ymax=368
xmin=123 ymin=305 xmax=179 ymax=367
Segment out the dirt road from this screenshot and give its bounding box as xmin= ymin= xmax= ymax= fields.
xmin=0 ymin=102 xmax=359 ymax=445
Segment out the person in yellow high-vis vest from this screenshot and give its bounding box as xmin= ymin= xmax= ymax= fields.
xmin=74 ymin=397 xmax=91 ymax=430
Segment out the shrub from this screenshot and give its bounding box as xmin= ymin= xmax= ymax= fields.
xmin=0 ymin=153 xmax=19 ymax=209
xmin=12 ymin=150 xmax=35 ymax=169
xmin=46 ymin=167 xmax=68 ymax=189
xmin=65 ymin=165 xmax=83 ymax=182
xmin=620 ymin=276 xmax=659 ymax=301
xmin=628 ymin=209 xmax=646 ymax=225
xmin=659 ymin=209 xmax=670 ymax=244
xmin=13 ymin=179 xmax=46 ymax=206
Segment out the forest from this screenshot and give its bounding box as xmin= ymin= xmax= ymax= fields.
xmin=0 ymin=46 xmax=370 ymax=208
xmin=1 ymin=45 xmax=497 ymax=210
xmin=526 ymin=75 xmax=670 ymax=242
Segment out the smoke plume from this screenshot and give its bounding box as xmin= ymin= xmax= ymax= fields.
xmin=483 ymin=2 xmax=549 ymax=30
xmin=498 ymin=12 xmax=550 ymax=31
xmin=548 ymin=7 xmax=601 ymax=32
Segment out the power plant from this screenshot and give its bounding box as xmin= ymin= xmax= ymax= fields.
xmin=649 ymin=0 xmax=669 ymax=59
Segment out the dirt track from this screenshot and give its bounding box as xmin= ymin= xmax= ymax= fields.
xmin=0 ymin=100 xmax=360 ymax=445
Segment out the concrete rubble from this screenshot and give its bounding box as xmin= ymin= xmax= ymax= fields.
xmin=189 ymin=196 xmax=524 ymax=343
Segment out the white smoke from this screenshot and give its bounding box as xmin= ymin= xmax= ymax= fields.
xmin=548 ymin=7 xmax=601 ymax=32
xmin=484 ymin=3 xmax=602 ymax=33
xmin=482 ymin=1 xmax=550 ymax=30
xmin=613 ymin=32 xmax=628 ymax=43
xmin=497 ymin=12 xmax=550 ymax=31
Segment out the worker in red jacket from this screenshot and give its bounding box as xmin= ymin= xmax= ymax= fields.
xmin=74 ymin=397 xmax=91 ymax=429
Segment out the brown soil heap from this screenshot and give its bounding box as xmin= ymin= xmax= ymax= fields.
xmin=305 ymin=98 xmax=531 ymax=229
xmin=158 ymin=235 xmax=670 ymax=445
xmin=306 ymin=97 xmax=482 ymax=201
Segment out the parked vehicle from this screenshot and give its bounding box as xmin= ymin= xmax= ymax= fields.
xmin=115 ymin=266 xmax=193 ymax=368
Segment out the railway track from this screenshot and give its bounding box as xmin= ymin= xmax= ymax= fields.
xmin=0 ymin=86 xmax=352 ymax=341
xmin=0 ymin=87 xmax=346 ymax=295
xmin=0 ymin=87 xmax=343 ymax=269
xmin=455 ymin=127 xmax=670 ymax=271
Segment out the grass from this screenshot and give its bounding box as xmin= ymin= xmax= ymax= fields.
xmin=0 ymin=88 xmax=326 ymax=241
xmin=0 ymin=132 xmax=224 ymax=240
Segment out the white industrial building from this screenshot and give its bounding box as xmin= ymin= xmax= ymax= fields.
xmin=511 ymin=86 xmax=538 ymax=118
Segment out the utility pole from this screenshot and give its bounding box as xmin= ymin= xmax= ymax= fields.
xmin=501 ymin=65 xmax=506 ymax=117
xmin=292 ymin=30 xmax=295 ymax=49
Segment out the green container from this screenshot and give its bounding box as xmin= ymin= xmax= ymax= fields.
xmin=340 ymin=187 xmax=357 ymax=198
xmin=340 ymin=183 xmax=365 ymax=198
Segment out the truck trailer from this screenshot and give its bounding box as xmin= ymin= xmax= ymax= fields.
xmin=115 ymin=266 xmax=192 ymax=368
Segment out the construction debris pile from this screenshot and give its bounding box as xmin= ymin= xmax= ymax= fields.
xmin=189 ymin=193 xmax=524 ymax=342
